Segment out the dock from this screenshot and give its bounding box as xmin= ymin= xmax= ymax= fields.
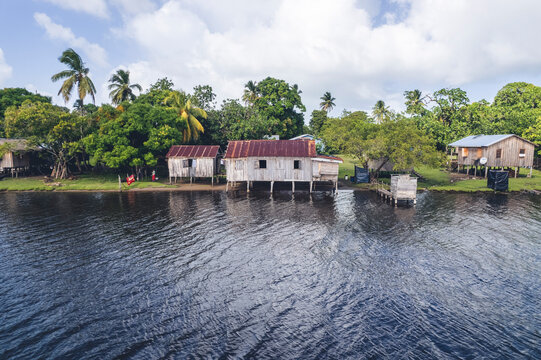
xmin=375 ymin=174 xmax=418 ymax=206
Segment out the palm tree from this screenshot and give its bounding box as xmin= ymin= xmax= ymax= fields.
xmin=372 ymin=100 xmax=390 ymax=124
xmin=319 ymin=92 xmax=336 ymax=112
xmin=108 ymin=69 xmax=142 ymax=105
xmin=242 ymin=80 xmax=258 ymax=105
xmin=51 ymin=48 xmax=96 ymax=105
xmin=292 ymin=84 xmax=302 ymax=96
xmin=163 ymin=90 xmax=207 ymax=142
xmin=404 ymin=89 xmax=426 ymax=115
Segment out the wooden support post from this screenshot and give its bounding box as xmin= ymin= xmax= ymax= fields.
xmin=485 ymin=166 xmax=488 ymax=178
xmin=247 ymin=181 xmax=250 ymax=192
xmin=118 ymin=175 xmax=122 ymax=191
xmin=226 ymin=181 xmax=229 ymax=192
xmin=474 ymin=166 xmax=477 ymax=177
xmin=394 ymin=198 xmax=398 ymax=207
xmin=529 ymin=166 xmax=533 ymax=178
xmin=292 ymin=181 xmax=295 ymax=193
xmin=270 ymin=181 xmax=274 ymax=193
xmin=515 ymin=167 xmax=517 ymax=178
xmin=335 ymin=180 xmax=338 ymax=192
xmin=190 ymin=176 xmax=192 ymax=185
xmin=413 ymin=198 xmax=417 ymax=205
xmin=309 ymin=181 xmax=313 ymax=193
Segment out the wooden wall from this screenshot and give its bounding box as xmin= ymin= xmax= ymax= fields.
xmin=312 ymin=159 xmax=339 ymax=182
xmin=456 ymin=136 xmax=535 ymax=168
xmin=168 ymin=157 xmax=216 ymax=178
xmin=0 ymin=152 xmax=30 ymax=169
xmin=226 ymin=157 xmax=312 ymax=182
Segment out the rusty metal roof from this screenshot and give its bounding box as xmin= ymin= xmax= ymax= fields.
xmin=166 ymin=145 xmax=220 ymax=158
xmin=225 ymin=140 xmax=316 ymax=158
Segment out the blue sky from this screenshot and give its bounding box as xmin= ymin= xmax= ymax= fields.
xmin=1 ymin=0 xmax=541 ymax=117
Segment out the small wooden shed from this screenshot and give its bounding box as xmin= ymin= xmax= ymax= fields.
xmin=224 ymin=139 xmax=342 ymax=192
xmin=166 ymin=145 xmax=220 ymax=184
xmin=449 ymin=134 xmax=536 ymax=177
xmin=0 ymin=138 xmax=33 ymax=174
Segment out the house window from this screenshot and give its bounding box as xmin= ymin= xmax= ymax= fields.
xmin=258 ymin=160 xmax=267 ymax=169
xmin=235 ymin=160 xmax=243 ymax=170
xmin=519 ymin=149 xmax=525 ymax=158
xmin=183 ymin=159 xmax=189 ymax=168
xmin=462 ymin=148 xmax=469 ymax=157
xmin=293 ymin=160 xmax=301 ymax=169
xmin=496 ymin=149 xmax=502 ymax=158
xmin=476 ymin=148 xmax=482 ymax=158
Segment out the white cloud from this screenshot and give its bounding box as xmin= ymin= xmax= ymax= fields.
xmin=109 ymin=0 xmax=156 ymax=16
xmin=34 ymin=13 xmax=108 ymax=68
xmin=41 ymin=0 xmax=109 ymax=18
xmin=0 ymin=48 xmax=13 ymax=85
xmin=114 ymin=0 xmax=541 ymax=113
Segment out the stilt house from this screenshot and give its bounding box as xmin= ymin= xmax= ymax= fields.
xmin=166 ymin=145 xmax=220 ymax=184
xmin=224 ymin=140 xmax=342 ymax=192
xmin=0 ymin=138 xmax=35 ymax=174
xmin=449 ymin=135 xmax=536 ymax=177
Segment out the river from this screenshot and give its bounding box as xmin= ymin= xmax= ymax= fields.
xmin=0 ymin=191 xmax=540 ymax=358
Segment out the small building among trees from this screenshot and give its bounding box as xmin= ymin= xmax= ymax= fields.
xmin=224 ymin=139 xmax=342 ymax=192
xmin=0 ymin=138 xmax=37 ymax=176
xmin=449 ymin=134 xmax=536 ymax=177
xmin=166 ymin=145 xmax=221 ymax=185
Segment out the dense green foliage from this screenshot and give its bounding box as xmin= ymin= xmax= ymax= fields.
xmin=0 ymin=88 xmax=51 ymax=136
xmin=51 ymin=48 xmax=96 ymax=106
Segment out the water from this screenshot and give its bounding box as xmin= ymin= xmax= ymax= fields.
xmin=0 ymin=190 xmax=540 ymax=359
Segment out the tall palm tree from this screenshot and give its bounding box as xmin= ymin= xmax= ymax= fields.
xmin=242 ymin=80 xmax=258 ymax=105
xmin=319 ymin=92 xmax=336 ymax=112
xmin=372 ymin=100 xmax=390 ymax=124
xmin=51 ymin=48 xmax=96 ymax=105
xmin=163 ymin=90 xmax=207 ymax=142
xmin=404 ymin=89 xmax=426 ymax=115
xmin=108 ymin=69 xmax=142 ymax=105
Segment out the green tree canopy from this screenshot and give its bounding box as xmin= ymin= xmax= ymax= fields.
xmin=0 ymin=88 xmax=51 ymax=136
xmin=163 ymin=90 xmax=207 ymax=142
xmin=309 ymin=110 xmax=327 ymax=135
xmin=251 ymin=77 xmax=305 ymax=139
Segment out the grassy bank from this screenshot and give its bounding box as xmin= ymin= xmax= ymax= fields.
xmin=0 ymin=174 xmax=175 ymax=191
xmin=338 ymin=154 xmax=541 ymax=192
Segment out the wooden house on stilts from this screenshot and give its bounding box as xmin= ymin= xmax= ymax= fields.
xmin=449 ymin=135 xmax=536 ymax=178
xmin=223 ymin=140 xmax=343 ymax=192
xmin=166 ymin=145 xmax=221 ymax=185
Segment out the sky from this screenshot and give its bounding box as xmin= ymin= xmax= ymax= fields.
xmin=1 ymin=0 xmax=541 ymax=118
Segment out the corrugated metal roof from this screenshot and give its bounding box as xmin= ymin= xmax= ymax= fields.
xmin=449 ymin=134 xmax=529 ymax=147
xmin=166 ymin=145 xmax=220 ymax=158
xmin=225 ymin=140 xmax=316 ymax=158
xmin=314 ymin=155 xmax=343 ymax=162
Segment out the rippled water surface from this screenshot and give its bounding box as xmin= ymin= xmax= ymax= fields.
xmin=0 ymin=190 xmax=540 ymax=359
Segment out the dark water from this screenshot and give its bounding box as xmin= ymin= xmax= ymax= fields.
xmin=0 ymin=190 xmax=540 ymax=359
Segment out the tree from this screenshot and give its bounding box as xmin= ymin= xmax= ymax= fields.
xmin=163 ymin=90 xmax=207 ymax=142
xmin=84 ymin=103 xmax=185 ymax=173
xmin=4 ymin=100 xmax=84 ymax=178
xmin=319 ymin=92 xmax=336 ymax=112
xmin=0 ymin=88 xmax=51 ymax=137
xmin=51 ymin=48 xmax=97 ymax=106
xmin=404 ymin=89 xmax=427 ymax=115
xmin=427 ymin=88 xmax=469 ymax=127
xmin=320 ymin=111 xmax=374 ymax=155
xmin=360 ymin=118 xmax=443 ymax=175
xmin=372 ymin=100 xmax=390 ymax=124
xmin=108 ymin=69 xmax=142 ymax=105
xmin=310 ymin=110 xmax=327 ymax=135
xmin=149 ymin=77 xmax=174 ymax=92
xmin=191 ymin=85 xmax=216 ymax=111
xmin=242 ymin=80 xmax=258 ymax=105
xmin=252 ymin=77 xmax=306 ymax=139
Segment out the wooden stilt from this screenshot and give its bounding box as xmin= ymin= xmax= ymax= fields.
xmin=485 ymin=166 xmax=488 ymax=178
xmin=309 ymin=181 xmax=313 ymax=193
xmin=212 ymin=176 xmax=214 ymax=186
xmin=292 ymin=181 xmax=295 ymax=193
xmin=247 ymin=181 xmax=250 ymax=192
xmin=335 ymin=180 xmax=338 ymax=192
xmin=190 ymin=177 xmax=192 ymax=185
xmin=529 ymin=166 xmax=533 ymax=178
xmin=226 ymin=181 xmax=229 ymax=192
xmin=515 ymin=167 xmax=517 ymax=178
xmin=270 ymin=181 xmax=274 ymax=193
xmin=474 ymin=166 xmax=477 ymax=177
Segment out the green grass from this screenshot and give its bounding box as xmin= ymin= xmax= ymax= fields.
xmin=337 ymin=154 xmax=541 ymax=192
xmin=0 ymin=174 xmax=175 ymax=191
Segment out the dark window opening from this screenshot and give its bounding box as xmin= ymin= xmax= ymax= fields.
xmin=294 ymin=160 xmax=301 ymax=169
xmin=496 ymin=149 xmax=502 ymax=158
xmin=259 ymin=160 xmax=267 ymax=169
xmin=519 ymin=149 xmax=525 ymax=157
xmin=187 ymin=159 xmax=193 ymax=167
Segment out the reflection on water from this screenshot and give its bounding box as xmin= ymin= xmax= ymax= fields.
xmin=0 ymin=191 xmax=540 ymax=359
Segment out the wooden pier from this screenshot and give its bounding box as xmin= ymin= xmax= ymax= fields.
xmin=376 ymin=175 xmax=418 ymax=206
